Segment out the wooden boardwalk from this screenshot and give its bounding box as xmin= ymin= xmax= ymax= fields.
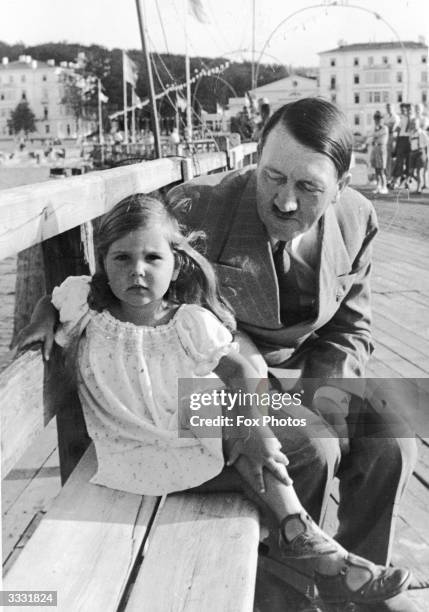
xmin=2 ymin=224 xmax=429 ymax=609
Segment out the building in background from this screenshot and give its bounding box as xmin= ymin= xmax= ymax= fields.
xmin=249 ymin=74 xmax=319 ymax=112
xmin=0 ymin=55 xmax=94 ymax=142
xmin=318 ymin=40 xmax=429 ymax=134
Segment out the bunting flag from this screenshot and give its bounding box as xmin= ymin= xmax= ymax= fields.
xmin=188 ymin=0 xmax=210 ymax=23
xmin=123 ymin=51 xmax=138 ymax=87
xmin=176 ymin=93 xmax=187 ymax=111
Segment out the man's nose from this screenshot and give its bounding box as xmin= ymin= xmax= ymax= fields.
xmin=274 ymin=185 xmax=298 ymax=213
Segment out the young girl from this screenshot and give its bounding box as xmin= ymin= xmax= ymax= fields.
xmin=16 ymin=194 xmax=410 ymax=607
xmin=369 ymin=110 xmax=389 ymax=195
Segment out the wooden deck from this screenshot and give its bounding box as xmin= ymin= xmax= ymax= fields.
xmin=2 ymin=225 xmax=429 ymax=609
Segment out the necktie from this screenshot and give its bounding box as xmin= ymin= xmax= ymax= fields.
xmin=273 ymin=240 xmax=291 ymax=274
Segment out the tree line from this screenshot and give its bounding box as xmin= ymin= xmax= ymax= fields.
xmin=0 ymin=41 xmax=314 ymax=135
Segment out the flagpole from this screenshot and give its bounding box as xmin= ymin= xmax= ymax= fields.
xmin=135 ymin=0 xmax=162 ymax=158
xmin=131 ymin=88 xmax=136 ymax=144
xmin=184 ymin=0 xmax=192 ymax=141
xmin=97 ymin=78 xmax=105 ymax=165
xmin=122 ymin=50 xmax=129 ymax=147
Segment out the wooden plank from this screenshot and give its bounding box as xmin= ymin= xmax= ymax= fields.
xmin=0 ymin=158 xmax=183 ymax=260
xmin=2 ymin=420 xmax=59 ymax=564
xmin=191 ymin=151 xmax=228 ymax=176
xmin=4 ymin=445 xmax=158 ymax=612
xmin=125 ymin=493 xmax=259 ymax=612
xmin=0 ymin=351 xmax=48 ymax=477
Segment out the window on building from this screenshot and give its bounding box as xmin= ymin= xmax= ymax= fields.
xmin=397 ymin=72 xmax=402 ymax=83
xmin=354 ymin=74 xmax=359 ymax=84
xmin=422 ymin=92 xmax=427 ymax=103
xmin=330 ymin=76 xmax=336 ymax=89
xmin=354 ymin=115 xmax=360 ymax=126
xmin=45 ymin=124 xmax=50 ymax=134
xmin=43 ymin=107 xmax=49 ymax=120
xmin=382 ymin=56 xmax=389 ymax=65
xmin=331 ymin=93 xmax=337 ymax=103
xmin=292 ymin=80 xmax=298 ymax=87
xmin=397 ymin=56 xmax=402 ymax=64
xmin=67 ymin=124 xmax=71 ymax=136
xmin=330 ymin=58 xmax=336 ymax=67
xmin=353 ymin=57 xmax=359 ymax=66
xmin=422 ymin=72 xmax=428 ymax=83
xmin=382 ymin=91 xmax=389 ymax=102
xmin=0 ymin=94 xmax=4 ymax=101
xmin=422 ymin=55 xmax=427 ymax=64
xmin=397 ymin=92 xmax=403 ymax=103
xmin=21 ymin=92 xmax=26 ymax=100
xmin=367 ymin=113 xmax=373 ymax=125
xmin=21 ymin=74 xmax=26 ymax=83
xmin=373 ymin=92 xmax=381 ymax=103
xmin=354 ymin=93 xmax=360 ymax=104
xmin=42 ymin=74 xmax=47 ymax=81
xmin=368 ymin=56 xmax=374 ymax=66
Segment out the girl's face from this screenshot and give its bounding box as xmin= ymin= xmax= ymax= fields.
xmin=104 ymin=223 xmax=177 ymax=315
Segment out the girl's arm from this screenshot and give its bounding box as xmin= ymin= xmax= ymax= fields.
xmin=214 ymin=349 xmax=293 ymax=493
xmin=14 ymin=295 xmax=59 ymax=361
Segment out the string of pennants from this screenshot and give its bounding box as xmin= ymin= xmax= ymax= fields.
xmin=109 ymin=61 xmax=230 ymax=119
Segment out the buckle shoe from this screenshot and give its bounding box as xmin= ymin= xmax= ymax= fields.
xmin=314 ymin=553 xmax=411 ymax=604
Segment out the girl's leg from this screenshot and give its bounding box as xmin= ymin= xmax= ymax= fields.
xmin=229 ymin=452 xmax=410 ymax=604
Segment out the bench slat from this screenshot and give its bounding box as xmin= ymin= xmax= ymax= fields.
xmin=125 ymin=493 xmax=259 ymax=612
xmin=4 ymin=445 xmax=158 ymax=612
xmin=0 ymin=351 xmax=47 ymax=476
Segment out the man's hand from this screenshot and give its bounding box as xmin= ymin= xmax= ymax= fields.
xmin=13 ymin=320 xmax=55 ymax=361
xmin=225 ymin=407 xmax=293 ymax=493
xmin=12 ymin=295 xmax=57 ymax=361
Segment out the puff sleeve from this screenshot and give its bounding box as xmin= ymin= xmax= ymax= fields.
xmin=176 ymin=305 xmax=237 ymax=376
xmin=51 ymin=275 xmax=92 ymax=347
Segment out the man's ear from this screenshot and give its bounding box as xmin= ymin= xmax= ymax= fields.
xmin=337 ymin=172 xmax=351 ymax=195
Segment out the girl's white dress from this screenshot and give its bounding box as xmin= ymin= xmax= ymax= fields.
xmin=52 ymin=276 xmax=236 ymax=495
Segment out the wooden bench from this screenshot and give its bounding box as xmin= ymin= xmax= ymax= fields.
xmin=1 ymin=351 xmax=259 ymax=612
xmin=0 ymin=149 xmax=262 ymax=611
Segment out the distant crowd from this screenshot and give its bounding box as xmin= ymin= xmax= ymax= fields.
xmin=368 ymin=102 xmax=428 ymax=194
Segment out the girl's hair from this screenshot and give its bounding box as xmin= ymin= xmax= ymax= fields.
xmin=259 ymin=97 xmax=353 ymax=178
xmin=88 ymin=193 xmax=236 ymax=331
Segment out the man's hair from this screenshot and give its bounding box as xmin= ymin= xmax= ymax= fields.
xmin=258 ymin=97 xmax=353 ymax=177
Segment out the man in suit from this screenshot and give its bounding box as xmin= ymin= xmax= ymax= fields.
xmin=168 ymin=98 xmax=417 ymax=611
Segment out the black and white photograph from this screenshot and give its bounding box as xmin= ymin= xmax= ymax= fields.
xmin=0 ymin=1 xmax=428 ymax=611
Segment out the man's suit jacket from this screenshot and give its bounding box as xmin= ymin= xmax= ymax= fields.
xmin=167 ymin=168 xmax=378 ymax=387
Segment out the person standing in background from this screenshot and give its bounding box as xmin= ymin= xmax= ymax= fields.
xmin=383 ymin=103 xmax=399 ymax=182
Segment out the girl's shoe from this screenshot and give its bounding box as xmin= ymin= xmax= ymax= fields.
xmin=314 ymin=553 xmax=411 ymax=604
xmin=278 ymin=512 xmax=338 ymax=559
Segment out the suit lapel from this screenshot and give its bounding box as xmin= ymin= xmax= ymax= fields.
xmin=315 ymin=204 xmax=352 ymax=326
xmin=214 ymin=173 xmax=282 ymax=329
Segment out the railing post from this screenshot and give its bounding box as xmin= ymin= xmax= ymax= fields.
xmin=42 ymin=226 xmax=92 ymax=484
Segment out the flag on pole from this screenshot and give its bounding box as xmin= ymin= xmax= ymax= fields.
xmin=99 ymin=91 xmax=109 ymax=104
xmin=176 ymin=93 xmax=187 ymax=111
xmin=188 ymin=0 xmax=209 ymax=23
xmin=123 ymin=51 xmax=139 ymax=87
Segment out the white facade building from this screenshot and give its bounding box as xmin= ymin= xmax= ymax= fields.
xmin=0 ymin=55 xmax=94 ymax=141
xmin=318 ymin=41 xmax=429 ymax=134
xmin=249 ymin=75 xmax=319 ymax=112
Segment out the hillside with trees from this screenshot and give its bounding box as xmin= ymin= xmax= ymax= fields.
xmin=0 ymin=41 xmax=316 ymax=128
